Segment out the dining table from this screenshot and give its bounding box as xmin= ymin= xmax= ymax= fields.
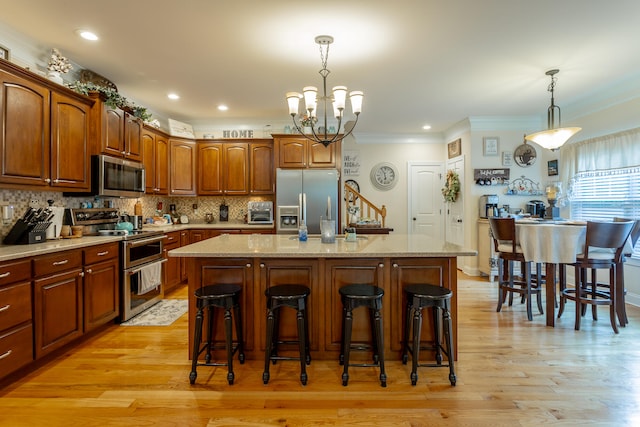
xmin=515 ymin=219 xmax=588 ymax=327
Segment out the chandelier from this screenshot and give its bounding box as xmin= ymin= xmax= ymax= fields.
xmin=525 ymin=69 xmax=581 ymax=151
xmin=286 ymin=35 xmax=363 ymax=147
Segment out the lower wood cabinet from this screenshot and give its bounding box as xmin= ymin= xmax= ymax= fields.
xmin=164 ymin=231 xmax=183 ymax=293
xmin=0 ymin=259 xmax=33 ymax=379
xmin=257 ymin=259 xmax=319 ymax=354
xmin=33 ymin=258 xmax=84 ymax=359
xmin=323 ymin=259 xmax=384 ymax=354
xmin=83 ymin=243 xmax=119 ymax=332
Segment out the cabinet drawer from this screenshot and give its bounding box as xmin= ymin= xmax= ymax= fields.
xmin=0 ymin=323 xmax=33 ymax=379
xmin=0 ymin=259 xmax=30 ymax=287
xmin=33 ymin=250 xmax=82 ymax=277
xmin=0 ymin=281 xmax=32 ymax=331
xmin=84 ymin=242 xmax=119 ymax=264
xmin=165 ymin=231 xmax=180 ymax=245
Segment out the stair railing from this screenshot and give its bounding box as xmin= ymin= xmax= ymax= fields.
xmin=344 ymin=183 xmax=387 ymax=228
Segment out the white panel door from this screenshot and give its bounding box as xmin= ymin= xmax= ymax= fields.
xmin=445 ymin=156 xmax=465 ymax=246
xmin=408 ymin=162 xmax=444 ymax=240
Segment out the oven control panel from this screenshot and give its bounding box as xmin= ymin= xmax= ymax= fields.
xmin=65 ymin=208 xmax=119 ymax=225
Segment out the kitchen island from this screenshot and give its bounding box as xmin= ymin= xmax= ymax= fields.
xmin=169 ymin=233 xmax=476 ymax=361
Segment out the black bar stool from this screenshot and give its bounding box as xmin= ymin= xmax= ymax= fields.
xmin=189 ymin=284 xmax=244 ymax=385
xmin=402 ymin=283 xmax=456 ymax=386
xmin=339 ymin=284 xmax=386 ymax=387
xmin=263 ymin=284 xmax=311 ymax=386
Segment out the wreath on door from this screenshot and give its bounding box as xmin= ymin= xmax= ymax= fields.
xmin=441 ymin=170 xmax=461 ymax=203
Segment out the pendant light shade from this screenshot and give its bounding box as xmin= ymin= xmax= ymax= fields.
xmin=525 ymin=69 xmax=581 ymax=151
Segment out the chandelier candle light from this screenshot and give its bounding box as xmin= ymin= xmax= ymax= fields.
xmin=286 ymin=35 xmax=363 ymax=147
xmin=525 ymin=69 xmax=581 ymax=151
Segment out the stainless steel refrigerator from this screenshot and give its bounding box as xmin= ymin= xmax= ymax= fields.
xmin=276 ymin=168 xmax=339 ymax=234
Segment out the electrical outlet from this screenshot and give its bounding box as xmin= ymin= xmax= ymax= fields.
xmin=29 ymin=199 xmax=40 ymax=208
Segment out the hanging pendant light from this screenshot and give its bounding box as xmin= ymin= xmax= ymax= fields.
xmin=286 ymin=35 xmax=363 ymax=147
xmin=525 ymin=69 xmax=581 ymax=151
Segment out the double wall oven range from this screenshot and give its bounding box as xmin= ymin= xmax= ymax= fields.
xmin=65 ymin=208 xmax=166 ymax=322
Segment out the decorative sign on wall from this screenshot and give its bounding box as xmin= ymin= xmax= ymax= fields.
xmin=343 ymin=150 xmax=360 ymax=176
xmin=221 ymin=129 xmax=255 ymax=138
xmin=473 ymin=168 xmax=510 ymax=186
xmin=168 ymin=118 xmax=195 ymax=138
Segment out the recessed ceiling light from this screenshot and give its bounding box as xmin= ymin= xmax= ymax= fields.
xmin=218 ymin=105 xmax=228 ymax=111
xmin=422 ymin=125 xmax=432 ymax=130
xmin=76 ymin=30 xmax=98 ymax=41
xmin=167 ymin=93 xmax=180 ymax=100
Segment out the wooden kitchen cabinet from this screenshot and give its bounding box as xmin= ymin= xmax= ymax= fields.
xmin=191 ymin=258 xmax=255 ymax=352
xmin=89 ymin=92 xmax=143 ymax=162
xmin=249 ymin=141 xmax=274 ymax=194
xmin=142 ymin=126 xmax=169 ymax=195
xmin=0 ymin=259 xmax=33 ymax=380
xmin=83 ymin=243 xmax=119 ymax=332
xmin=164 ymin=231 xmax=183 ymax=293
xmin=257 ymin=259 xmax=319 ymax=353
xmin=197 ymin=139 xmax=272 ymax=195
xmin=33 ymin=250 xmax=84 ymax=359
xmin=388 ymin=257 xmax=457 ymax=357
xmin=223 ymin=142 xmax=249 ymax=195
xmin=0 ymin=62 xmax=92 ymax=191
xmin=274 ymin=135 xmax=339 ymax=169
xmin=180 ymin=230 xmax=190 ymax=282
xmin=170 ymin=138 xmax=197 ymax=196
xmin=197 ymin=141 xmax=223 ymax=195
xmin=323 ymin=259 xmax=384 ymax=354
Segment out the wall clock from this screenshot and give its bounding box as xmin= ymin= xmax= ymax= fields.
xmin=370 ymin=162 xmax=398 ymax=190
xmin=344 ymin=179 xmax=360 ymax=201
xmin=514 ymin=141 xmax=537 ymax=167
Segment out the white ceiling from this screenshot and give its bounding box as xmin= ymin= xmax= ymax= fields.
xmin=2 ymin=0 xmax=640 ymax=138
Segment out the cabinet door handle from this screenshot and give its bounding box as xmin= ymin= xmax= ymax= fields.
xmin=44 ymin=178 xmax=51 ymax=183
xmin=392 ymin=263 xmax=398 ymax=268
xmin=53 ymin=259 xmax=69 ymax=266
xmin=0 ymin=350 xmax=12 ymax=360
xmin=85 ymin=269 xmax=92 ymax=274
xmin=0 ymin=271 xmax=10 ymax=278
xmin=378 ymin=263 xmax=384 ymax=268
xmin=246 ymin=263 xmax=252 ymax=268
xmin=260 ymin=263 xmax=265 ymax=268
xmin=97 ymin=251 xmax=109 ymax=256
xmin=0 ymin=304 xmax=10 ymax=313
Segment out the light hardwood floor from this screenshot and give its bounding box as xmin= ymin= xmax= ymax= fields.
xmin=1 ymin=273 xmax=640 ymax=426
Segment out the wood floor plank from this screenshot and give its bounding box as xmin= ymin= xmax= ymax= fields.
xmin=2 ymin=273 xmax=640 ymax=426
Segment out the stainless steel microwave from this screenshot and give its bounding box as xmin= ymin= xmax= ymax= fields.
xmin=65 ymin=155 xmax=145 ymax=198
xmin=95 ymin=155 xmax=145 ymax=198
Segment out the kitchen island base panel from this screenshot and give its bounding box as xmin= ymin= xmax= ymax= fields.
xmin=187 ymin=256 xmax=458 ymax=362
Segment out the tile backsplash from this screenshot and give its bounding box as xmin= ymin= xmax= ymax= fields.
xmin=0 ymin=188 xmax=272 ymax=240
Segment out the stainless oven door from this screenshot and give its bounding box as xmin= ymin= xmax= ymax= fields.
xmin=121 ymin=258 xmax=166 ymax=322
xmin=123 ymin=234 xmax=164 ymax=270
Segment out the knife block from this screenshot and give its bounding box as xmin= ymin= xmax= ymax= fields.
xmin=3 ymin=219 xmax=50 ymax=244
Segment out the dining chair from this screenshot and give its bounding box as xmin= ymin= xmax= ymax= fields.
xmin=610 ymin=218 xmax=640 ymax=326
xmin=558 ymin=220 xmax=634 ymax=333
xmin=488 ymin=217 xmax=544 ymax=321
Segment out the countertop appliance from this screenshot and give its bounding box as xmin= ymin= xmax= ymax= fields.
xmin=479 ymin=194 xmax=499 ymax=218
xmin=247 ymin=201 xmax=273 ymax=224
xmin=276 ymin=168 xmax=338 ymax=234
xmin=66 ymin=207 xmax=166 ymax=321
xmin=526 ymin=200 xmax=546 ymax=218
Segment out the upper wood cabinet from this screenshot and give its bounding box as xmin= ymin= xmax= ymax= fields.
xmin=89 ymin=92 xmax=143 ymax=162
xmin=0 ymin=61 xmax=92 ymax=191
xmin=197 ymin=139 xmax=273 ymax=195
xmin=169 ymin=138 xmax=197 ymax=196
xmin=142 ymin=126 xmax=169 ymax=195
xmin=274 ymin=135 xmax=339 ymax=169
xmin=250 ymin=141 xmax=274 ymax=194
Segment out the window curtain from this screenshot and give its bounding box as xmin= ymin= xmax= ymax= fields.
xmin=560 ymin=127 xmax=640 ymax=196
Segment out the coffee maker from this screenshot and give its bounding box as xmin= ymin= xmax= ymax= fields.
xmin=479 ymin=194 xmax=499 ymax=218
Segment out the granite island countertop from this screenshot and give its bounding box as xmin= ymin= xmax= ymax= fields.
xmin=168 ymin=233 xmax=477 ymax=258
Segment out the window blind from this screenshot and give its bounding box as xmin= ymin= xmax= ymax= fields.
xmin=570 ymin=166 xmax=640 ymax=259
